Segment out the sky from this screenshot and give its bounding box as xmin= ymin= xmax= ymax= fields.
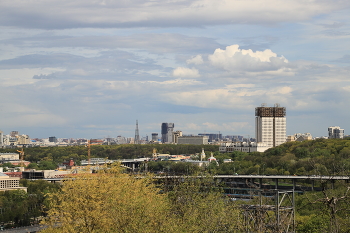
xmin=0 ymin=0 xmax=349 ymax=139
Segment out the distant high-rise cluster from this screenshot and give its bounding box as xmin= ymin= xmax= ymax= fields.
xmin=161 ymin=123 xmax=174 ymax=143
xmin=328 ymin=126 xmax=344 ymax=139
xmin=255 ymin=103 xmax=286 ymax=148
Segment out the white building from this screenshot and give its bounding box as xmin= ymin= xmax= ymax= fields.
xmin=0 ymin=172 xmax=27 ymax=192
xmin=173 ymin=131 xmax=183 ymax=144
xmin=328 ymin=126 xmax=344 ymax=139
xmin=255 ymin=104 xmax=286 ymax=148
xmin=287 ymin=133 xmax=313 ymax=142
xmin=219 ymin=142 xmax=270 ymax=153
xmin=0 ymin=153 xmax=20 ymax=161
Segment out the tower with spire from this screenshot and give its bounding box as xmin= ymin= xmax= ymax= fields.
xmin=134 ymin=120 xmax=140 ymax=144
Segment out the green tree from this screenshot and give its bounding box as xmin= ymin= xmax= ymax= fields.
xmin=168 ymin=176 xmax=244 ymax=232
xmin=38 ymin=161 xmax=57 ymax=170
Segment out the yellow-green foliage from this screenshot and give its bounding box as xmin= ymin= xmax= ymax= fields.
xmin=42 ymin=165 xmax=173 ymax=233
xmin=42 ymin=165 xmax=243 ymax=232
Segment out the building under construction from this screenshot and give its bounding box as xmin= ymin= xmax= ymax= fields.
xmin=255 ymin=103 xmax=286 ymax=148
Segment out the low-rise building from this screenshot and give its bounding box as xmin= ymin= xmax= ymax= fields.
xmin=177 ymin=136 xmax=209 ymax=145
xmin=0 ymin=172 xmax=27 ymax=192
xmin=0 ymin=153 xmax=19 ymax=161
xmin=286 ymin=133 xmax=313 ymax=142
xmin=219 ymin=142 xmax=270 ymax=153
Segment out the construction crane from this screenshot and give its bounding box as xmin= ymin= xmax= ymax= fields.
xmin=86 ymin=139 xmax=103 ymax=165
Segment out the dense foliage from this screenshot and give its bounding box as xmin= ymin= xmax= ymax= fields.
xmin=295 ymin=181 xmax=350 ymax=232
xmin=42 ymin=165 xmax=243 ymax=233
xmin=212 ymin=138 xmax=350 ymax=176
xmin=0 ymin=180 xmax=60 ymax=229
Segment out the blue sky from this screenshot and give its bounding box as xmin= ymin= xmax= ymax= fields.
xmin=0 ymin=0 xmax=349 ymax=139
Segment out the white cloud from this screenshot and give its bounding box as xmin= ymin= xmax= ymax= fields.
xmin=207 ymin=44 xmax=289 ymax=73
xmin=172 ymin=67 xmax=200 ymax=78
xmin=187 ymin=55 xmax=203 ymax=65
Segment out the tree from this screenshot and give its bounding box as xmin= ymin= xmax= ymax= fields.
xmin=0 ymin=190 xmax=35 ymax=227
xmin=38 ymin=161 xmax=57 ymax=170
xmin=167 ymin=175 xmax=244 ymax=232
xmin=41 ymin=165 xmax=175 ymax=233
xmin=308 ymin=186 xmax=350 ymax=232
xmin=26 ymin=163 xmax=39 ymax=169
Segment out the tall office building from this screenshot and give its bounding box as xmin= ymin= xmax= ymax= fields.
xmin=161 ymin=123 xmax=174 ymax=143
xmin=49 ymin=136 xmax=58 ymax=143
xmin=255 ymin=103 xmax=286 ymax=148
xmin=151 ymin=133 xmax=158 ymax=141
xmin=328 ymin=126 xmax=344 ymax=139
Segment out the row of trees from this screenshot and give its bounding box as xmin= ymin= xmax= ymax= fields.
xmin=42 ymin=165 xmax=243 ymax=233
xmin=0 ymin=144 xmax=219 ymax=165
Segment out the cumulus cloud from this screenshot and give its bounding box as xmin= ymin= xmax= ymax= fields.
xmin=207 ymin=44 xmax=289 ymax=73
xmin=187 ymin=55 xmax=203 ymax=65
xmin=172 ymin=67 xmax=200 ymax=78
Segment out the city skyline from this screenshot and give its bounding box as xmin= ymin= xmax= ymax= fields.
xmin=0 ymin=1 xmax=349 ymax=139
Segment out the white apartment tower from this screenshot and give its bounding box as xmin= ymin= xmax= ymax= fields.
xmin=328 ymin=126 xmax=344 ymax=139
xmin=255 ymin=104 xmax=286 ymax=148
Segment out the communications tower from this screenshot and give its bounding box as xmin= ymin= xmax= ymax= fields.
xmin=135 ymin=120 xmax=140 ymax=144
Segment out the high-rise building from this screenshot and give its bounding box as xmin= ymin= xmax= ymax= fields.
xmin=255 ymin=103 xmax=286 ymax=148
xmin=173 ymin=131 xmax=182 ymax=144
xmin=161 ymin=123 xmax=174 ymax=143
xmin=328 ymin=126 xmax=344 ymax=139
xmin=49 ymin=136 xmax=57 ymax=143
xmin=0 ymin=131 xmax=3 ymax=147
xmin=151 ymin=133 xmax=158 ymax=141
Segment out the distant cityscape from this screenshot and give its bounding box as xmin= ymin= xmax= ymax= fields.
xmin=0 ymin=104 xmax=346 ymax=153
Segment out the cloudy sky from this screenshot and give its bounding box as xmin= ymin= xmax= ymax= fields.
xmin=0 ymin=0 xmax=349 ymax=139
